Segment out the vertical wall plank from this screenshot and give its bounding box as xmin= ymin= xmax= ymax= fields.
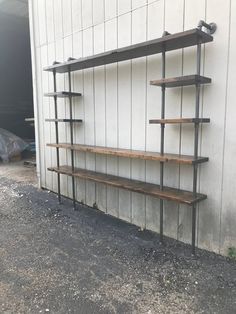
xmin=55 ymin=39 xmax=68 ymax=197
xmin=105 ymin=16 xmax=119 ymax=217
xmin=47 ymin=42 xmax=57 ymax=192
xmin=178 ymin=0 xmax=206 ymax=244
xmin=83 ymin=27 xmax=96 ymax=207
xmin=162 ymin=0 xmax=184 ymax=240
xmin=32 ymin=0 xmax=40 ymax=48
xmin=131 ymin=6 xmax=147 ymax=228
xmin=132 ymin=0 xmax=147 ymax=10
xmin=82 ymin=0 xmax=93 ymax=29
xmin=117 ymin=12 xmax=132 ymax=222
xmin=38 ymin=0 xmax=47 ymax=45
xmin=45 ymin=0 xmax=56 ymax=192
xmin=220 ymin=0 xmax=236 ymax=255
xmin=53 ymin=1 xmax=67 ymax=196
xmin=198 ymin=0 xmax=231 ymax=252
xmin=94 ymin=22 xmax=107 ymax=212
xmin=73 ymin=31 xmax=86 ymax=203
xmin=64 ymin=35 xmax=74 ymax=199
xmin=41 ymin=45 xmax=53 ymax=190
xmin=145 ymin=0 xmax=164 ymax=232
xmin=45 ymin=0 xmax=54 ymax=44
xmin=62 ymin=0 xmax=72 ymax=37
xmin=118 ymin=0 xmax=131 ymax=15
xmin=72 ymin=0 xmax=82 ymax=32
xmin=36 ymin=47 xmax=46 ymax=188
xmin=53 ymin=0 xmax=63 ymax=40
xmin=105 ymin=0 xmax=117 ymax=20
xmin=93 ymin=0 xmax=104 ymax=25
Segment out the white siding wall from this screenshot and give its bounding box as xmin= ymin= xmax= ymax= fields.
xmin=29 ymin=0 xmax=236 ymax=255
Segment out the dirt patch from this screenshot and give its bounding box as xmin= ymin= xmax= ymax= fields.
xmin=0 ymin=160 xmax=37 ymax=186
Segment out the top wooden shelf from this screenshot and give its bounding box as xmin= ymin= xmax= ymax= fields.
xmin=44 ymin=29 xmax=213 ymax=74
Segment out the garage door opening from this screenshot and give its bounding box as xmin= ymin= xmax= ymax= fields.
xmin=0 ymin=0 xmax=36 ymax=176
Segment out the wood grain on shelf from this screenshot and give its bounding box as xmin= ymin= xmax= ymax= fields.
xmin=47 ymin=143 xmax=209 ymax=165
xmin=48 ymin=165 xmax=207 ymax=205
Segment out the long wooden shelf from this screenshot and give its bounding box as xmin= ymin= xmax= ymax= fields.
xmin=48 ymin=166 xmax=207 ymax=205
xmin=44 ymin=92 xmax=82 ymax=98
xmin=149 ymin=118 xmax=210 ymax=124
xmin=45 ymin=119 xmax=83 ymax=123
xmin=150 ymin=75 xmax=211 ymax=88
xmin=44 ymin=29 xmax=213 ymax=74
xmin=47 ymin=143 xmax=209 ymax=165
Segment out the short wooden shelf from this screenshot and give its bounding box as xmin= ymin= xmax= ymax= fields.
xmin=47 ymin=143 xmax=209 ymax=165
xmin=44 ymin=29 xmax=213 ymax=74
xmin=149 ymin=118 xmax=210 ymax=124
xmin=150 ymin=75 xmax=211 ymax=88
xmin=45 ymin=119 xmax=83 ymax=123
xmin=48 ymin=165 xmax=207 ymax=205
xmin=44 ymin=92 xmax=82 ymax=98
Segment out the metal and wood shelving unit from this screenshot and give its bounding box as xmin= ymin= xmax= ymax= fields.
xmin=44 ymin=21 xmax=216 ymax=254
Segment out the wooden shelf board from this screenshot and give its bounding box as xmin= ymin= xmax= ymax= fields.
xmin=45 ymin=119 xmax=83 ymax=123
xmin=44 ymin=29 xmax=213 ymax=73
xmin=149 ymin=118 xmax=210 ymax=124
xmin=47 ymin=143 xmax=209 ymax=165
xmin=48 ymin=166 xmax=207 ymax=205
xmin=44 ymin=91 xmax=82 ymax=98
xmin=150 ymin=75 xmax=211 ymax=88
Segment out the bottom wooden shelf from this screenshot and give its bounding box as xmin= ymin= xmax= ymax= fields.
xmin=48 ymin=165 xmax=207 ymax=206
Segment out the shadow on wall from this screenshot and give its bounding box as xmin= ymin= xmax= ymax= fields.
xmin=0 ymin=12 xmax=34 ymax=139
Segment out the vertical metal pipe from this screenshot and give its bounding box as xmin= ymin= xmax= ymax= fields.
xmin=68 ymin=70 xmax=76 ymax=210
xmin=160 ymin=49 xmax=166 ymax=243
xmin=192 ymin=42 xmax=201 ymax=254
xmin=53 ymin=70 xmax=61 ymax=203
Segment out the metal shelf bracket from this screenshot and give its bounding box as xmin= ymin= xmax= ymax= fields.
xmin=198 ymin=20 xmax=217 ymax=35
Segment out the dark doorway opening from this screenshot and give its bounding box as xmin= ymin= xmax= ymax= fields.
xmin=0 ymin=0 xmax=34 ymax=138
xmin=0 ymin=0 xmax=35 ymax=165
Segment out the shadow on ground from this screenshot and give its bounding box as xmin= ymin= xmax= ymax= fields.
xmin=0 ymin=174 xmax=235 ymax=313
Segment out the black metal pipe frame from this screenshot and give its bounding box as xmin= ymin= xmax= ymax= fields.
xmin=192 ymin=42 xmax=202 ymax=255
xmin=46 ymin=21 xmax=216 ymax=254
xmin=68 ymin=69 xmax=76 ymax=210
xmin=53 ymin=70 xmax=61 ymax=203
xmin=159 ymin=46 xmax=166 ymax=243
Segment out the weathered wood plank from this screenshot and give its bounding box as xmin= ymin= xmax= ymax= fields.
xmin=48 ymin=165 xmax=207 ymax=205
xmin=47 ymin=143 xmax=209 ymax=165
xmin=44 ymin=29 xmax=213 ymax=73
xmin=150 ymin=75 xmax=211 ymax=88
xmin=149 ymin=118 xmax=210 ymax=124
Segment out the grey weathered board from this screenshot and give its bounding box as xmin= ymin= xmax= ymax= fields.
xmin=44 ymin=29 xmax=213 ymax=73
xmin=150 ymin=75 xmax=211 ymax=88
xmin=149 ymin=118 xmax=210 ymax=124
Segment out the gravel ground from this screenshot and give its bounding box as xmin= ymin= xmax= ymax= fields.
xmin=0 ymin=162 xmax=236 ymax=313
